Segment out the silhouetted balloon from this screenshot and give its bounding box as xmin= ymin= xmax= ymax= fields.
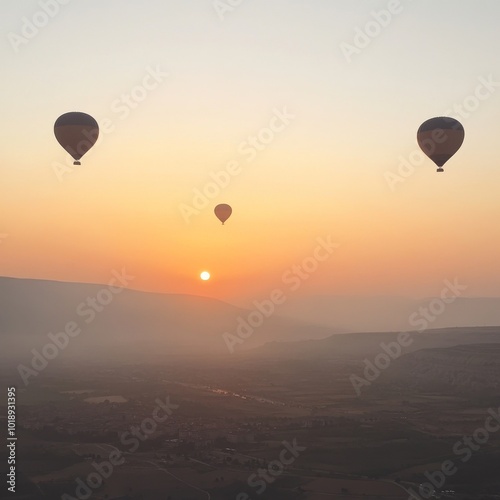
xmin=214 ymin=204 xmax=232 ymax=225
xmin=54 ymin=112 xmax=99 ymax=165
xmin=417 ymin=117 xmax=464 ymax=172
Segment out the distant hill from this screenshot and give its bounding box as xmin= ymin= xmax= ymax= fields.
xmin=278 ymin=295 xmax=500 ymax=332
xmin=0 ymin=276 xmax=337 ymax=362
xmin=375 ymin=343 xmax=500 ymax=395
xmin=3 ymin=276 xmax=499 ymax=366
xmin=248 ymin=326 xmax=500 ymax=360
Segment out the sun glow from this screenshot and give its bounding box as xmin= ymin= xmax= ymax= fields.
xmin=200 ymin=271 xmax=210 ymax=281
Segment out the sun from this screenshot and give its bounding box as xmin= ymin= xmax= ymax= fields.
xmin=200 ymin=271 xmax=211 ymax=281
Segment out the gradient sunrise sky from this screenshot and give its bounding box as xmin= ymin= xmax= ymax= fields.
xmin=1 ymin=0 xmax=499 ymax=304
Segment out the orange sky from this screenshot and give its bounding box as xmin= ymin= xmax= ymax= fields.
xmin=2 ymin=1 xmax=500 ymax=305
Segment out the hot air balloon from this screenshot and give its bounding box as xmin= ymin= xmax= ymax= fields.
xmin=214 ymin=204 xmax=232 ymax=225
xmin=54 ymin=112 xmax=99 ymax=165
xmin=417 ymin=117 xmax=464 ymax=172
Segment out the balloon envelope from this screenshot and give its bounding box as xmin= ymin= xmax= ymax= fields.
xmin=417 ymin=117 xmax=464 ymax=172
xmin=214 ymin=204 xmax=232 ymax=225
xmin=54 ymin=112 xmax=99 ymax=165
